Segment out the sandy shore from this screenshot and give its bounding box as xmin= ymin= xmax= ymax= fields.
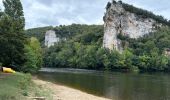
xmin=33 ymin=79 xmax=111 ymax=100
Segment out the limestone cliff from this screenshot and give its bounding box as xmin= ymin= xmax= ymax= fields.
xmin=103 ymin=1 xmax=161 ymax=51
xmin=45 ymin=30 xmax=60 ymax=47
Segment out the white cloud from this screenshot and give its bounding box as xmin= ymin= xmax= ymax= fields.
xmin=22 ymin=0 xmax=109 ymax=29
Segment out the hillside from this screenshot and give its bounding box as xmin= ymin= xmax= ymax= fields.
xmin=25 ymin=26 xmax=53 ymax=46
xmin=25 ymin=24 xmax=103 ymax=46
xmin=25 ymin=1 xmax=170 ymax=72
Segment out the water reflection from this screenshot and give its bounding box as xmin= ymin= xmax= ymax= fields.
xmin=37 ymin=68 xmax=170 ymax=100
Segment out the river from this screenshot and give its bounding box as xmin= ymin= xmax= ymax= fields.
xmin=37 ymin=68 xmax=170 ymax=100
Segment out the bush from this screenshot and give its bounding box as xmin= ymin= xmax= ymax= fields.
xmin=23 ymin=37 xmax=43 ymax=73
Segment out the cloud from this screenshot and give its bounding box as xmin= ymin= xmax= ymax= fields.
xmin=21 ymin=0 xmax=109 ymax=29
xmin=1 ymin=0 xmax=170 ymax=29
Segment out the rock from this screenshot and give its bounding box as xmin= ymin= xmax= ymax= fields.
xmin=45 ymin=30 xmax=60 ymax=47
xmin=103 ymin=1 xmax=160 ymax=51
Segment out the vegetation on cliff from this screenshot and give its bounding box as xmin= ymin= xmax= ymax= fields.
xmin=119 ymin=27 xmax=170 ymax=72
xmin=107 ymin=0 xmax=170 ymax=26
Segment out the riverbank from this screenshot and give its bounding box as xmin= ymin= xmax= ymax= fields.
xmin=0 ymin=72 xmax=52 ymax=100
xmin=33 ymin=78 xmax=111 ymax=100
xmin=0 ymin=72 xmax=110 ymax=100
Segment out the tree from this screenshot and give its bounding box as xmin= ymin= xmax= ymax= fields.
xmin=0 ymin=9 xmax=3 ymax=16
xmin=0 ymin=15 xmax=26 ymax=68
xmin=3 ymin=0 xmax=25 ymax=29
xmin=0 ymin=15 xmax=14 ymax=65
xmin=23 ymin=37 xmax=43 ymax=73
xmin=3 ymin=0 xmax=25 ymax=44
xmin=0 ymin=0 xmax=26 ymax=68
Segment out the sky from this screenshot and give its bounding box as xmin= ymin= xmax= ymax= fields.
xmin=0 ymin=0 xmax=170 ymax=29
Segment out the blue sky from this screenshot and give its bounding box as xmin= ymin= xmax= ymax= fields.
xmin=0 ymin=0 xmax=170 ymax=29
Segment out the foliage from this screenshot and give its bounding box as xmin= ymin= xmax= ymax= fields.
xmin=0 ymin=0 xmax=26 ymax=69
xmin=122 ymin=2 xmax=170 ymax=25
xmin=3 ymin=0 xmax=25 ymax=29
xmin=127 ymin=27 xmax=170 ymax=71
xmin=43 ymin=24 xmax=104 ymax=69
xmin=23 ymin=37 xmax=43 ymax=73
xmin=0 ymin=0 xmax=42 ymax=73
xmin=0 ymin=15 xmax=26 ymax=69
xmin=25 ymin=24 xmax=104 ymax=46
xmin=0 ymin=9 xmax=3 ymax=17
xmin=42 ymin=24 xmax=170 ymax=72
xmin=25 ymin=26 xmax=53 ymax=46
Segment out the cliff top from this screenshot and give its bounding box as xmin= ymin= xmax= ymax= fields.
xmin=106 ymin=0 xmax=170 ymax=26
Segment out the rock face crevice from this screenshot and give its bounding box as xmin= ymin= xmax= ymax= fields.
xmin=103 ymin=1 xmax=159 ymax=51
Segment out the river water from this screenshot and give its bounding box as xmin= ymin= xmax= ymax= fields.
xmin=37 ymin=68 xmax=170 ymax=100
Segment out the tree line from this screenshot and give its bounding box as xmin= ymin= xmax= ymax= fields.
xmin=37 ymin=24 xmax=170 ymax=72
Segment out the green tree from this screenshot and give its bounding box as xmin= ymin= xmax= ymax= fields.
xmin=95 ymin=48 xmax=106 ymax=70
xmin=0 ymin=0 xmax=26 ymax=68
xmin=3 ymin=0 xmax=25 ymax=29
xmin=3 ymin=0 xmax=25 ymax=45
xmin=0 ymin=9 xmax=3 ymax=16
xmin=23 ymin=37 xmax=43 ymax=73
xmin=134 ymin=55 xmax=150 ymax=71
xmin=0 ymin=15 xmax=26 ymax=68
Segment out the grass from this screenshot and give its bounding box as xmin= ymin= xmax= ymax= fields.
xmin=0 ymin=72 xmax=52 ymax=100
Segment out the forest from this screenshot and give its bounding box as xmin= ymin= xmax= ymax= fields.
xmin=26 ymin=24 xmax=170 ymax=72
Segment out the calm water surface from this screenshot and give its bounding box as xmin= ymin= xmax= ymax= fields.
xmin=37 ymin=68 xmax=170 ymax=100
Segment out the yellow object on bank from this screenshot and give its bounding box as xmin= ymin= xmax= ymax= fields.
xmin=2 ymin=67 xmax=16 ymax=73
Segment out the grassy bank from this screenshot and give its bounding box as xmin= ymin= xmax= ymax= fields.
xmin=0 ymin=72 xmax=52 ymax=100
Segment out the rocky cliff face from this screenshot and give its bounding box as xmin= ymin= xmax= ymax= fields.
xmin=45 ymin=30 xmax=60 ymax=47
xmin=103 ymin=1 xmax=159 ymax=51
